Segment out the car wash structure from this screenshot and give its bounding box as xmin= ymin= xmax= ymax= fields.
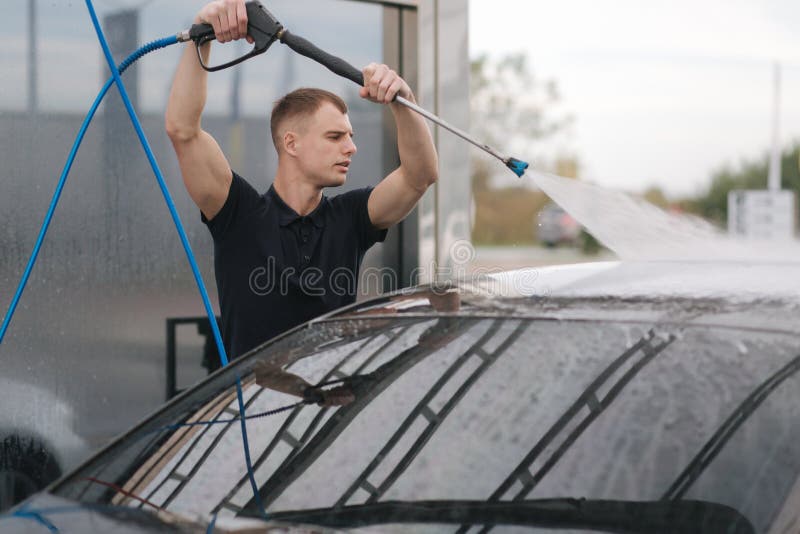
xmin=0 ymin=0 xmax=500 ymax=513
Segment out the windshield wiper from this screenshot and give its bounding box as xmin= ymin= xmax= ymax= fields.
xmin=265 ymin=498 xmax=754 ymax=533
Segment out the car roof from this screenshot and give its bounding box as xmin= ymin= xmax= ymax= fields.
xmin=323 ymin=261 xmax=800 ymax=335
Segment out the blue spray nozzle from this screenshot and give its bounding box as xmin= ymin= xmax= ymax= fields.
xmin=506 ymin=157 xmax=529 ymax=177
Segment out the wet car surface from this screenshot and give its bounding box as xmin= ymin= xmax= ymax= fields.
xmin=3 ymin=261 xmax=800 ymax=533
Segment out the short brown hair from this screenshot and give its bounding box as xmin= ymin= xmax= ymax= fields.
xmin=270 ymin=88 xmax=348 ymax=152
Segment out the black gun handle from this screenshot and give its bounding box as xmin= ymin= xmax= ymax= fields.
xmin=189 ymin=1 xmax=282 ymax=47
xmin=189 ymin=22 xmax=216 ymax=44
xmin=280 ymin=30 xmax=364 ymax=87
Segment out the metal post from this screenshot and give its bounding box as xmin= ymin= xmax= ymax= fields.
xmin=28 ymin=0 xmax=37 ymax=113
xmin=768 ymin=62 xmax=781 ymax=192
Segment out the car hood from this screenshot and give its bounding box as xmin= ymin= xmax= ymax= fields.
xmin=5 ymin=493 xmax=187 ymax=533
xmin=5 ymin=493 xmax=347 ymax=533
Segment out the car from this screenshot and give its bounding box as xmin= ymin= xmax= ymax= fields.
xmin=536 ymin=202 xmax=582 ymax=247
xmin=0 ymin=311 xmax=226 ymax=515
xmin=3 ymin=259 xmax=799 ymax=533
xmin=0 ymin=379 xmax=88 ymax=512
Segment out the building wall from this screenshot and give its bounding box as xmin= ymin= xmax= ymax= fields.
xmin=0 ymin=0 xmax=394 ymax=468
xmin=417 ymin=0 xmax=472 ymax=283
xmin=0 ymin=0 xmax=471 ymax=474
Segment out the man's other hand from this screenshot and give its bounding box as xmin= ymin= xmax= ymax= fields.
xmin=360 ymin=63 xmax=413 ymax=104
xmin=196 ymin=0 xmax=254 ymax=44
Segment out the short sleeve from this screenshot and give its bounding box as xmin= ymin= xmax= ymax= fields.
xmin=336 ymin=187 xmax=388 ymax=250
xmin=201 ymin=172 xmax=261 ymax=241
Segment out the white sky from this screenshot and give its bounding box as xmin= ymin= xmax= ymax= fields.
xmin=469 ymin=0 xmax=800 ymax=197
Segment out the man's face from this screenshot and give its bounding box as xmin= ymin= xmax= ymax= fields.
xmin=292 ymin=102 xmax=357 ymax=188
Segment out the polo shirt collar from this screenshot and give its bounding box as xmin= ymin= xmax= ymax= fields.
xmin=268 ymin=185 xmax=327 ymax=228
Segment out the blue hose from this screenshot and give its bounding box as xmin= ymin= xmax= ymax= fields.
xmin=0 ymin=2 xmax=266 ymax=520
xmin=4 ymin=502 xmax=220 ymax=532
xmin=0 ymin=36 xmax=176 ymax=346
xmin=82 ymin=0 xmax=265 ymax=517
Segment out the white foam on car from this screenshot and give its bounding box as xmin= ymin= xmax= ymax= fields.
xmin=487 ymin=261 xmax=800 ymax=305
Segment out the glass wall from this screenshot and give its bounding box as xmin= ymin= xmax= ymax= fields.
xmin=0 ymin=0 xmax=388 ymax=482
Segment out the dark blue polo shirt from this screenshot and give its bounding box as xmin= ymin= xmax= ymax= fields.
xmin=203 ymin=171 xmax=387 ymax=359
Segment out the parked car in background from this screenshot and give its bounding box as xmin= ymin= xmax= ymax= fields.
xmin=0 ymin=312 xmax=221 ymax=515
xmin=4 ymin=260 xmax=800 ymax=533
xmin=536 ymin=202 xmax=582 ymax=247
xmin=0 ymin=380 xmax=87 ymax=512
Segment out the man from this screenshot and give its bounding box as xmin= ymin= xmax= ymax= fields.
xmin=165 ymin=0 xmax=438 ymax=361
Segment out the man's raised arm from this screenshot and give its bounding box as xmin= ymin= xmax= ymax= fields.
xmin=165 ymin=0 xmax=250 ymax=220
xmin=363 ymin=63 xmax=439 ymax=230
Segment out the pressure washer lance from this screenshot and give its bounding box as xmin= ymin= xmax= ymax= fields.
xmin=176 ymin=0 xmax=529 ymax=178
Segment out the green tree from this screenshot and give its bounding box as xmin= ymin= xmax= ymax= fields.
xmin=642 ymin=186 xmax=670 ymax=209
xmin=470 ymin=52 xmax=576 ymax=245
xmin=681 ymin=142 xmax=800 ymax=225
xmin=470 ymin=52 xmax=572 ymax=191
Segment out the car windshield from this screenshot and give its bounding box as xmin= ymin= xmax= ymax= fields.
xmin=51 ymin=312 xmax=800 ymax=533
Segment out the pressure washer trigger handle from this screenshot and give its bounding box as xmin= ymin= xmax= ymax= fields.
xmin=280 ymin=30 xmax=365 ymax=87
xmin=244 ymin=1 xmax=283 ymax=51
xmin=188 ymin=22 xmax=216 ymax=46
xmin=187 ymin=1 xmax=283 ymax=72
